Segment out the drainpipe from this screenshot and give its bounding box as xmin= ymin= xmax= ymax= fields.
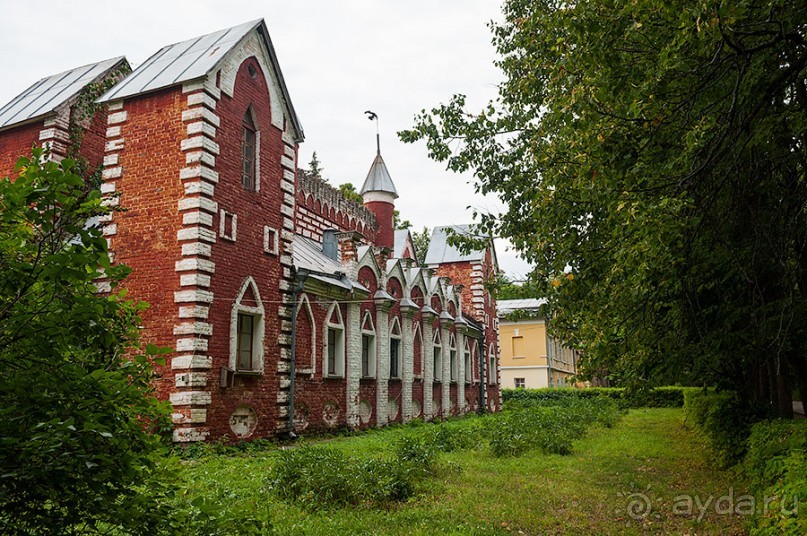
xmin=288 ymin=267 xmax=310 ymax=439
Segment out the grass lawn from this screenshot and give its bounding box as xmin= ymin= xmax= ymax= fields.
xmin=179 ymin=408 xmax=751 ymax=535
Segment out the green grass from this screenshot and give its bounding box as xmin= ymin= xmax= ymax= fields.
xmin=179 ymin=409 xmax=750 ymax=535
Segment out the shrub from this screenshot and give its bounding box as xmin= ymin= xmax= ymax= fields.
xmin=501 ymin=386 xmax=685 ymax=408
xmin=683 ymin=389 xmax=756 ymax=467
xmin=269 ymin=441 xmax=440 ymax=510
xmin=745 ymin=420 xmax=807 ymax=488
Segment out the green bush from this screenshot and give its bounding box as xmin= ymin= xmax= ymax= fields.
xmin=486 ymin=398 xmax=618 ymax=457
xmin=683 ymin=389 xmax=756 ymax=467
xmin=501 ymin=386 xmax=685 ymax=408
xmin=269 ymin=441 xmax=440 ymax=510
xmin=745 ymin=420 xmax=807 ymax=488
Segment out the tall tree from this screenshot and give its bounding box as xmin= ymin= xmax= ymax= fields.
xmin=308 ymin=150 xmax=325 ymax=179
xmin=0 ymin=151 xmax=178 ymax=532
xmin=402 ymin=0 xmax=807 ymax=414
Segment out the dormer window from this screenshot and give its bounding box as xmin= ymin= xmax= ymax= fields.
xmin=241 ymin=110 xmax=256 ymax=191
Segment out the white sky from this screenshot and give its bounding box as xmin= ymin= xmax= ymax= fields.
xmin=0 ymin=0 xmax=532 ymax=280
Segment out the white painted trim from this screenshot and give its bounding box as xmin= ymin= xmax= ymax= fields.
xmin=229 ymin=276 xmax=266 ymax=373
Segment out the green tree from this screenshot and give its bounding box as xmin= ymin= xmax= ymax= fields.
xmin=411 ymin=226 xmax=431 ymax=267
xmin=338 ymin=182 xmax=363 ymax=204
xmin=402 ymin=0 xmax=807 ymax=414
xmin=0 ymin=150 xmax=178 ymax=533
xmin=308 ymin=150 xmax=325 ymax=179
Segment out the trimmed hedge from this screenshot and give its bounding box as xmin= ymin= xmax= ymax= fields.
xmin=502 ymin=386 xmax=685 ymax=408
xmin=682 ymin=388 xmax=757 ymax=468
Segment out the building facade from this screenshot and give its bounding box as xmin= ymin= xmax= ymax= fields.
xmin=498 ymin=299 xmax=577 ymax=389
xmin=0 ymin=19 xmax=501 ymax=442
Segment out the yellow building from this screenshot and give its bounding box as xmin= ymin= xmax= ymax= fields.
xmin=497 ymin=299 xmax=577 ymax=388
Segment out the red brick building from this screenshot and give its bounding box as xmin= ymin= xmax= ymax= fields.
xmin=0 ymin=19 xmax=500 ymax=442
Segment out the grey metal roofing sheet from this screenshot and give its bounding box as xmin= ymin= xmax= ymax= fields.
xmin=0 ymin=56 xmax=126 ymax=130
xmin=359 ymin=153 xmax=398 ymax=197
xmin=424 ymin=225 xmax=486 ymax=265
xmin=497 ymin=298 xmax=547 ymax=316
xmin=292 ymin=234 xmax=342 ymax=275
xmin=99 ymin=20 xmax=258 ymax=103
xmin=393 ymin=229 xmax=410 ymax=258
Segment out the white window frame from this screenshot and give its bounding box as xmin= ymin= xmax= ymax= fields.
xmin=433 ymin=329 xmax=442 ymax=382
xmin=263 ymin=225 xmax=278 ymax=255
xmin=360 ymin=311 xmax=376 ymax=378
xmin=229 ymin=276 xmax=265 ymax=373
xmin=295 ymin=293 xmax=316 ymax=374
xmin=464 ymin=339 xmax=472 ymax=383
xmin=389 ymin=317 xmax=402 ymax=379
xmin=515 ymin=377 xmax=525 ymax=389
xmin=488 ymin=342 xmax=497 ymax=385
xmin=449 ymin=333 xmax=458 ymax=383
xmin=324 ymin=302 xmax=345 ymax=378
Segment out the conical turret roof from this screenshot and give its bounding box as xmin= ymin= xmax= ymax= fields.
xmin=360 ymin=151 xmax=398 ymax=198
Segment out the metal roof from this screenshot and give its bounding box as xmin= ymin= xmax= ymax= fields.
xmin=393 ymin=229 xmax=410 ymax=258
xmin=497 ymin=298 xmax=547 ymax=317
xmin=100 ymin=20 xmax=256 ymax=102
xmin=424 ymin=225 xmax=486 ymax=265
xmin=0 ymin=57 xmax=127 ymax=130
xmin=359 ymin=153 xmax=398 ymax=197
xmin=98 ymin=19 xmax=303 ymax=141
xmin=292 ymin=234 xmax=343 ymax=275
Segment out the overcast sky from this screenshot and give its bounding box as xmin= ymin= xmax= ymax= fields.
xmin=0 ymin=0 xmax=532 ymax=279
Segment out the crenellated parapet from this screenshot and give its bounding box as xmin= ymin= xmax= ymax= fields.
xmin=296 ymin=170 xmax=377 ymax=242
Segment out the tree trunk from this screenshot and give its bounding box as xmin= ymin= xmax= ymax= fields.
xmin=775 ymin=356 xmax=794 ymax=418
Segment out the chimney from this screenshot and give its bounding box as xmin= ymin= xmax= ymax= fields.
xmin=322 ymin=229 xmax=338 ymax=261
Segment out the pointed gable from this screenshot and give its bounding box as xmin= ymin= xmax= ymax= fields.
xmin=0 ymin=57 xmax=128 ymax=131
xmin=99 ymin=19 xmax=303 ymax=142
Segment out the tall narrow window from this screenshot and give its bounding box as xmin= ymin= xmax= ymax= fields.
xmin=324 ymin=303 xmax=345 ymax=377
xmin=389 ymin=318 xmax=401 ymax=379
xmin=230 ymin=276 xmax=265 ymax=374
xmin=433 ymin=330 xmax=442 ymax=382
xmin=327 ymin=328 xmax=338 ymax=375
xmin=362 ymin=334 xmax=372 ymax=377
xmin=360 ymin=311 xmax=376 ymax=378
xmin=237 ymin=313 xmax=254 ymax=370
xmin=464 ymin=340 xmax=472 ymax=383
xmin=449 ymin=334 xmax=457 ymax=382
xmin=241 ymin=111 xmax=256 ymax=191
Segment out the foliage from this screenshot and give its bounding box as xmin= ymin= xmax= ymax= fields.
xmin=487 ymin=396 xmax=622 ymax=457
xmin=683 ymin=389 xmax=765 ymax=467
xmin=401 ymin=0 xmax=807 ymax=409
xmin=307 ymin=150 xmax=325 ymax=179
xmin=337 ymin=182 xmax=363 ymax=204
xmin=493 ymin=273 xmax=537 ymax=301
xmin=0 ymin=151 xmax=178 ymax=534
xmin=411 ymin=226 xmax=431 ymax=266
xmin=743 ymin=420 xmax=807 ymax=534
xmin=745 ymin=419 xmax=807 ymax=488
xmin=269 ymin=443 xmax=436 ymax=510
xmin=502 ymin=386 xmax=685 ymax=408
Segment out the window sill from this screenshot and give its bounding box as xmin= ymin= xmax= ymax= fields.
xmin=389 ymin=376 xmax=402 ymax=381
xmin=235 ymin=369 xmax=262 ymax=376
xmin=324 ymin=374 xmax=344 ymax=380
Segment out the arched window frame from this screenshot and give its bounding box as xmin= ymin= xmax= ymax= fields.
xmin=432 ymin=329 xmax=443 ymax=382
xmin=241 ymin=106 xmax=260 ymax=192
xmin=324 ymin=302 xmax=345 ymax=378
xmin=360 ymin=311 xmax=376 ymax=378
xmin=230 ymin=276 xmax=265 ymax=373
xmin=464 ymin=338 xmax=472 ymax=383
xmin=295 ymin=293 xmax=316 ymax=374
xmin=389 ymin=317 xmax=402 ymax=379
xmin=412 ymin=321 xmax=423 ymax=378
xmin=449 ymin=333 xmax=458 ymax=383
xmin=488 ymin=342 xmax=497 ymax=385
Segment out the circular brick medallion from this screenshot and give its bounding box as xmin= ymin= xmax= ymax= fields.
xmin=322 ymin=400 xmax=341 ymax=427
xmin=359 ymin=399 xmax=373 ymax=424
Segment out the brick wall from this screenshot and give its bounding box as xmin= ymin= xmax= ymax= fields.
xmin=0 ymin=122 xmax=42 ymax=178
